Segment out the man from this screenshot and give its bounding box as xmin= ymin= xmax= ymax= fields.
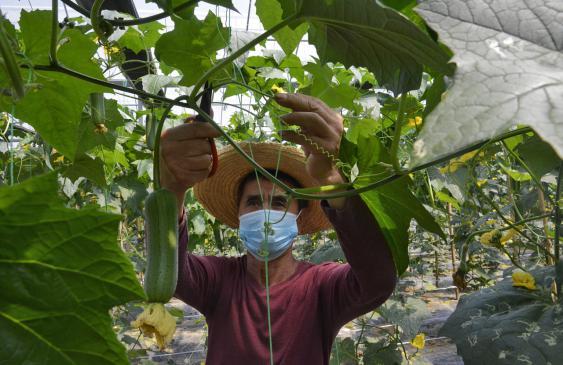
xmin=159 ymin=93 xmax=396 ymax=364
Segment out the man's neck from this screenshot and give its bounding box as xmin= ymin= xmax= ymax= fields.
xmin=247 ymin=249 xmax=299 ymax=287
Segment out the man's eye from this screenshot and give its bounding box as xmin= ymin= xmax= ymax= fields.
xmin=272 ymin=199 xmax=287 ymax=207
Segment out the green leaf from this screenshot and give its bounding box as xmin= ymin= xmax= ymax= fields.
xmin=203 ymin=0 xmax=237 ymax=11
xmin=117 ymin=22 xmax=164 ymax=54
xmin=330 ymin=337 xmax=358 ymax=365
xmin=516 ymin=136 xmax=561 ymax=178
xmin=345 ymin=135 xmax=444 ymax=274
xmin=15 ymin=11 xmax=110 ymax=160
xmin=435 ymin=190 xmax=460 ymax=210
xmin=301 ymin=62 xmax=359 ymax=110
xmin=63 ymin=155 xmax=107 ymax=186
xmin=309 ymin=242 xmax=345 ymax=264
xmin=440 ymin=266 xmax=563 ymax=364
xmin=76 ymin=98 xmax=125 ymax=157
xmin=256 ymin=0 xmax=308 ymax=56
xmin=155 ymin=12 xmax=230 ymax=87
xmin=19 ymin=10 xmax=51 ymax=64
xmin=0 ymin=173 xmax=145 ymax=364
xmin=412 ymin=0 xmax=563 ymax=166
xmin=282 ymin=0 xmax=453 ymax=94
xmin=363 ymin=340 xmax=402 ymax=365
xmin=499 ymin=163 xmax=531 ymax=182
xmin=378 ymin=297 xmax=429 ymax=340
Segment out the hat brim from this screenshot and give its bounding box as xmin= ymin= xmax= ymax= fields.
xmin=193 ymin=142 xmax=332 ymax=235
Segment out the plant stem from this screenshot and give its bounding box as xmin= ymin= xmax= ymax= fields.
xmin=197 ymin=79 xmax=273 ymax=100
xmin=90 ymin=0 xmax=106 ymax=42
xmin=50 ymin=0 xmax=59 ymax=66
xmin=502 ymin=141 xmax=552 ymax=203
xmin=538 ymin=189 xmax=555 ymax=265
xmin=60 ymin=0 xmax=200 ymax=27
xmin=24 ymin=63 xmax=533 ymax=201
xmin=447 ymin=203 xmax=458 ymax=299
xmin=190 ymin=14 xmax=298 ymax=100
xmin=390 ymin=92 xmax=407 ymax=173
xmin=475 ymin=185 xmax=534 ymax=243
xmin=555 ymin=161 xmax=562 ymax=294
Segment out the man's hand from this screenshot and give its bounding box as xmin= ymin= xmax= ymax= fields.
xmin=275 ymin=93 xmax=345 ymax=184
xmin=160 ymin=117 xmax=221 ymax=214
xmin=275 ymin=93 xmax=347 ymax=208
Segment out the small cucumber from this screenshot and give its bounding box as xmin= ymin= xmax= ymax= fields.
xmin=89 ymin=93 xmax=106 ymax=125
xmin=144 ymin=188 xmax=179 ymax=302
xmin=0 ymin=21 xmax=25 ymax=100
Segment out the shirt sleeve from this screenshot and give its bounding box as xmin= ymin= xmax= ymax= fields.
xmin=317 ymin=195 xmax=397 ymax=330
xmin=173 ymin=209 xmax=226 ymax=317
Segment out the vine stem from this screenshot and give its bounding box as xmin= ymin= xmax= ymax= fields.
xmin=153 ymin=96 xmax=191 ymax=189
xmin=24 ymin=59 xmax=537 ymax=200
xmin=29 ymin=16 xmax=537 ymax=202
xmin=502 ymin=141 xmax=553 ymax=204
xmin=50 ymin=0 xmax=59 ymax=66
xmin=457 ymin=212 xmax=554 ymax=277
xmin=90 ymin=0 xmax=106 ymax=42
xmin=189 ymin=14 xmax=298 ymax=100
xmin=555 ymin=161 xmax=562 ymax=294
xmin=60 ymin=0 xmax=200 ymax=27
xmin=390 ymin=92 xmax=407 ymax=173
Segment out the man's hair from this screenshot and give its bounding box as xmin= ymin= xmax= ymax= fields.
xmin=237 ymin=169 xmax=308 ymax=212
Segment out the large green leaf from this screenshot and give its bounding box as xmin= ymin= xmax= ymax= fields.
xmin=280 ymin=0 xmax=453 ymax=94
xmin=301 ymin=62 xmax=359 ymax=110
xmin=13 ymin=11 xmax=110 ymax=161
xmin=256 ymin=0 xmax=308 ymax=56
xmin=411 ymin=0 xmax=563 ymax=166
xmin=440 ymin=267 xmax=563 ymax=365
xmin=155 ymin=12 xmax=230 ymax=87
xmin=0 ymin=173 xmax=145 ymax=364
xmin=341 ymin=134 xmax=444 ymax=274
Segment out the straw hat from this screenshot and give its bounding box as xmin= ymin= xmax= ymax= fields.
xmin=193 ymin=142 xmax=332 ymax=234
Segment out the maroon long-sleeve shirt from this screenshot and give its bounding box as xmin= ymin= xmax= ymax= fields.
xmin=174 ymin=195 xmax=396 ymax=364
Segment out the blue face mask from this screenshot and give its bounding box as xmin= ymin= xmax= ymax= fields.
xmin=239 ymin=209 xmax=299 ymax=261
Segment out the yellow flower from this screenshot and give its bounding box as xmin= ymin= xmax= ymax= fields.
xmin=103 ymin=44 xmax=120 ymax=56
xmin=512 ymin=269 xmax=537 ymax=290
xmin=500 ymin=228 xmax=518 ymax=244
xmin=53 ymin=155 xmax=65 ymax=164
xmin=131 ymin=303 xmax=177 ymax=350
xmin=439 ymin=150 xmax=482 ymax=174
xmin=477 ymin=179 xmax=487 ymax=187
xmin=480 ymin=229 xmax=502 ymax=246
xmin=407 ymin=116 xmax=423 ymax=127
xmin=271 ymin=85 xmax=286 ymax=94
xmin=411 ymin=333 xmax=425 ymax=350
xmin=485 ymin=219 xmax=496 ymax=225
xmin=94 ymin=123 xmax=108 ymax=134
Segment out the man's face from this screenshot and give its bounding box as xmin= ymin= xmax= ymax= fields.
xmin=238 ymin=178 xmax=300 ymax=217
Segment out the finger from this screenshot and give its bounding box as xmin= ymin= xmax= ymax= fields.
xmin=162 ymin=122 xmax=221 ymax=142
xmin=274 ymin=93 xmax=336 ymax=124
xmin=178 ymin=154 xmax=214 ymax=171
xmin=161 ymin=139 xmax=212 ymax=159
xmin=280 ymin=112 xmax=332 ymax=137
xmin=167 ymin=154 xmax=213 ymax=174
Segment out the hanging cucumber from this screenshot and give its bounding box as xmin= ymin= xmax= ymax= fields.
xmin=89 ymin=93 xmax=108 ymax=134
xmin=145 ymin=109 xmax=158 ymax=150
xmin=143 ymin=188 xmax=179 ymax=302
xmin=0 ymin=21 xmax=25 ymax=101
